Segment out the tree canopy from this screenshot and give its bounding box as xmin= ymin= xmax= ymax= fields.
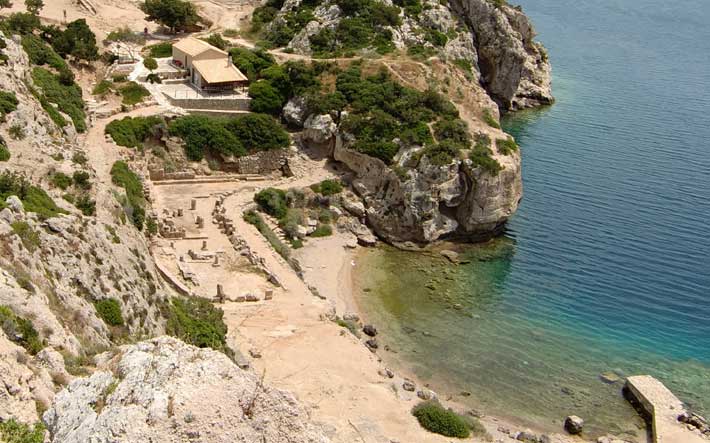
xmin=141 ymin=0 xmax=200 ymax=33
xmin=24 ymin=0 xmax=42 ymax=15
xmin=48 ymin=19 xmax=99 ymax=62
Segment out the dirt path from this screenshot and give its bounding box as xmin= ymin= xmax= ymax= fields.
xmin=82 ymin=106 xmax=162 ymax=218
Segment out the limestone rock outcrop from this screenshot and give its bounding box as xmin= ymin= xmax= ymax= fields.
xmin=332 ymin=135 xmax=521 ymax=243
xmin=449 ymin=0 xmax=553 ymax=110
xmin=263 ymin=0 xmax=552 ymax=112
xmin=44 ymin=337 xmax=330 ymax=443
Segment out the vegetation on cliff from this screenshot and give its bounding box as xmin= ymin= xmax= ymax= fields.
xmin=168 ymin=114 xmax=289 ymax=160
xmin=0 ymin=306 xmax=44 ymax=355
xmin=0 ymin=418 xmax=45 ymax=443
xmin=0 ymin=171 xmax=66 ymax=219
xmin=110 ymin=161 xmax=145 ymax=230
xmin=105 ymin=116 xmax=164 ymax=148
xmin=166 ymin=297 xmax=231 ymax=355
xmin=251 ymin=0 xmax=410 ymax=55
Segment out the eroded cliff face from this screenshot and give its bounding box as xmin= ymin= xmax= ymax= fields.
xmin=450 ymin=0 xmax=553 ymax=110
xmin=331 ymin=135 xmax=521 ymax=244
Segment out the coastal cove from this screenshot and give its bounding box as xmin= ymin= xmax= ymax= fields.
xmin=354 ymin=0 xmax=710 ymax=439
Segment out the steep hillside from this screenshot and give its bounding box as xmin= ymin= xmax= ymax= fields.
xmin=252 ymin=0 xmax=552 ymax=110
xmin=0 ymin=31 xmax=172 ymax=426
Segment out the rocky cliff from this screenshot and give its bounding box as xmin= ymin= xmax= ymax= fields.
xmin=0 ymin=31 xmax=173 ymax=425
xmin=266 ymin=0 xmax=552 ymax=111
xmin=267 ymin=0 xmax=551 ymax=243
xmin=449 ymin=0 xmax=553 ymax=110
xmin=327 ymin=132 xmax=520 ymax=244
xmin=44 ymin=337 xmax=330 ymax=443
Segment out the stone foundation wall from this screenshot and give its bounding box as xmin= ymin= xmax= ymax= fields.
xmin=149 ymin=169 xmax=196 ymax=181
xmin=222 ymin=149 xmax=288 ymax=175
xmin=164 ymin=94 xmax=251 ymax=111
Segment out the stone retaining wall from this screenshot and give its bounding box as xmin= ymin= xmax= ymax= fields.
xmin=164 ymin=94 xmax=251 ymax=111
xmin=222 ymin=149 xmax=289 ymax=175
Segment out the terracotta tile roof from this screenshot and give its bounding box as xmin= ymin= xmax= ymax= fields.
xmin=192 ymin=58 xmax=248 ymax=84
xmin=172 ymin=37 xmax=227 ymax=57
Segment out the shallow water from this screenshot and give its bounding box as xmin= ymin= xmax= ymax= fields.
xmin=355 ymin=0 xmax=710 ymax=438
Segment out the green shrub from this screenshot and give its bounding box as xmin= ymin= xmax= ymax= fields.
xmin=4 ymin=12 xmax=41 ymax=35
xmin=496 ymin=137 xmax=518 ymax=155
xmin=31 ymin=67 xmax=86 ymax=132
xmin=433 ymin=118 xmax=471 ymax=148
xmin=92 ymin=80 xmax=113 ymax=96
xmin=412 ymin=401 xmax=470 ymax=438
xmin=94 ymin=298 xmax=124 ymax=326
xmin=141 ymin=0 xmax=200 ymax=33
xmin=143 ymin=57 xmax=158 ymax=70
xmin=105 ymin=26 xmax=146 ymax=44
xmin=203 ymin=33 xmax=228 ymax=50
xmin=25 ymin=82 xmax=67 ymax=128
xmin=49 ymin=171 xmax=73 ymax=191
xmin=334 ymin=65 xmax=464 ymax=165
xmin=224 ymin=113 xmax=289 ymax=152
xmin=248 ymin=80 xmax=284 ymax=115
xmin=243 ymin=210 xmax=291 ymax=260
xmin=49 ymin=19 xmax=99 ymax=62
xmin=146 ymin=42 xmax=173 ymax=58
xmin=0 ymin=143 xmax=9 ymax=162
xmin=311 ymin=179 xmax=342 ymax=196
xmin=118 ymin=81 xmax=150 ymax=105
xmin=0 ymin=171 xmax=66 ymax=219
xmin=110 ymin=161 xmax=145 ymax=230
xmin=425 ymin=29 xmax=448 ymax=47
xmin=469 ymin=143 xmax=502 ymax=176
xmin=0 ymin=306 xmax=44 ymax=355
xmin=146 ymin=73 xmax=162 ymax=84
xmin=0 ymin=418 xmax=45 ymax=443
xmin=75 ymin=194 xmax=96 ymax=216
xmin=111 ymin=74 xmax=128 ymax=83
xmin=9 ymin=124 xmax=25 ymax=140
xmin=407 ymin=44 xmax=436 ymax=60
xmin=0 ymin=90 xmax=18 ymax=119
xmin=418 ymin=140 xmax=461 ymax=166
xmin=334 ymin=317 xmax=360 ymax=337
xmin=482 ymin=108 xmax=500 ymax=129
xmin=168 ymin=114 xmax=287 ymax=160
xmin=254 ymin=187 xmax=288 ymax=218
xmin=168 ymin=115 xmax=245 ymax=160
xmin=72 ymin=171 xmax=91 ymax=190
xmin=310 ymin=224 xmax=332 ymax=237
xmin=453 ymin=58 xmax=473 ymax=74
xmin=105 ymin=115 xmax=164 ymax=148
xmin=21 ymin=34 xmax=67 ymax=70
xmin=166 ymin=297 xmax=230 ymax=353
xmin=229 ymin=47 xmax=275 ymax=81
xmin=11 ymin=220 xmax=41 ymax=252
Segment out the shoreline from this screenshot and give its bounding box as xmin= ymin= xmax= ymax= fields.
xmin=293 ymin=233 xmax=581 ymax=443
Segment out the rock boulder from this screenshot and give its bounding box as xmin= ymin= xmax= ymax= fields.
xmin=43 ymin=337 xmax=330 ymax=443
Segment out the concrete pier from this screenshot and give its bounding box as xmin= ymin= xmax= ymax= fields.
xmin=625 ymin=375 xmax=706 ymax=443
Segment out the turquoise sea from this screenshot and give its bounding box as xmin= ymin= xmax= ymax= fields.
xmin=355 ymin=0 xmax=710 ymax=439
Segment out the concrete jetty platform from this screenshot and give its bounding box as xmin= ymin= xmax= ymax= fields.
xmin=625 ymin=375 xmax=706 ymax=443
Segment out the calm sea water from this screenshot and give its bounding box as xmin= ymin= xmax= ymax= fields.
xmin=355 ymin=0 xmax=710 ymax=438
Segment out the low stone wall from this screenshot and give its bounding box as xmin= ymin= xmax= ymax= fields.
xmin=149 ymin=168 xmax=196 ymax=181
xmin=164 ymin=94 xmax=251 ymax=111
xmin=222 ymin=149 xmax=289 ymax=175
